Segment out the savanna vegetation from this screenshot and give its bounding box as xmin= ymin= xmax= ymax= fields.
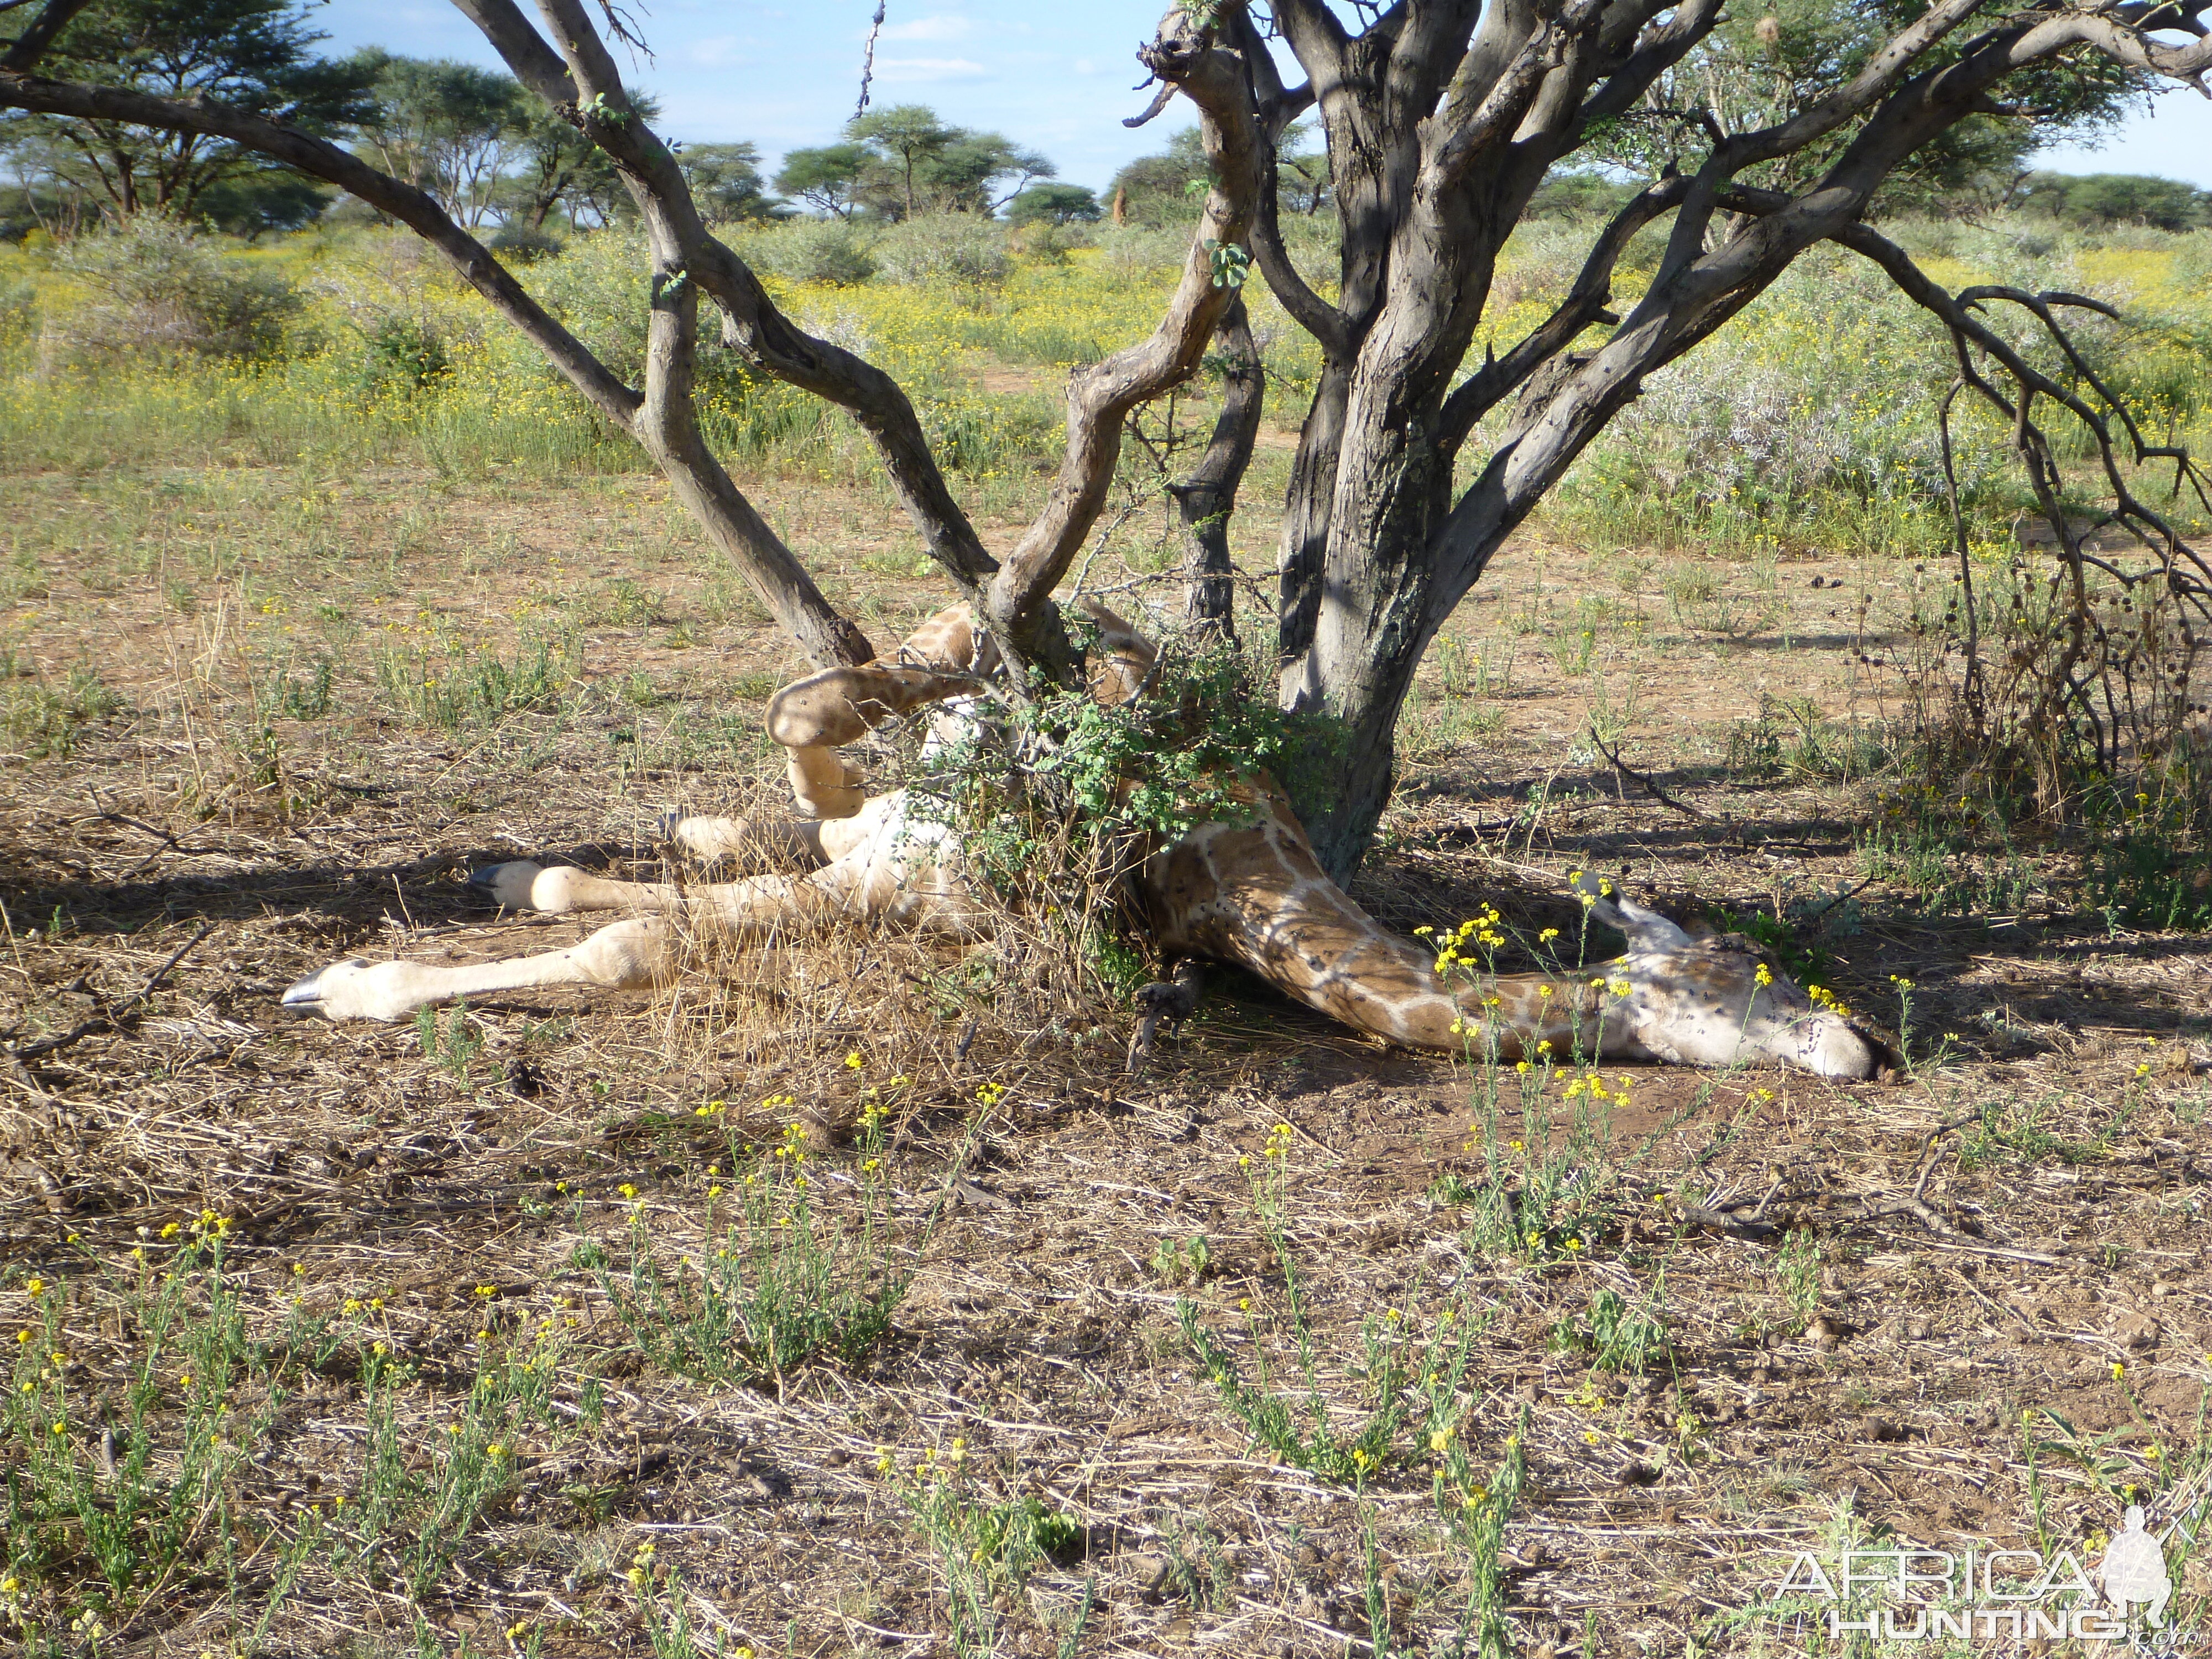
xmin=4 ymin=1 xmax=2212 ymax=1655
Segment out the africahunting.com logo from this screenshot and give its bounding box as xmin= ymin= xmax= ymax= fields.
xmin=1767 ymin=1506 xmax=2188 ymax=1646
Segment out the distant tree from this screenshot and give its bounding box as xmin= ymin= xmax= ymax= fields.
xmin=1005 ymin=182 xmax=1100 ymax=227
xmin=846 ymin=103 xmax=952 ymax=218
xmin=843 ymin=104 xmax=1052 ymax=218
xmin=678 ymin=141 xmax=779 ymax=223
xmin=0 ymin=0 xmax=372 ymax=221
xmin=194 ymin=163 xmax=328 ymax=236
xmin=2012 ymin=170 xmax=2210 ymax=231
xmin=774 ymin=142 xmax=867 ymax=218
xmin=350 ymin=52 xmax=528 ymax=228
xmin=1276 ymin=122 xmax=1329 ymax=215
xmin=928 ymin=130 xmax=1053 ymax=213
xmin=1525 ymin=169 xmax=1639 ymax=221
xmin=1108 ymin=126 xmax=1211 ymax=226
xmin=503 ymin=88 xmax=661 ymax=229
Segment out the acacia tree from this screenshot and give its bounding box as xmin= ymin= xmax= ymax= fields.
xmin=0 ymin=0 xmax=370 ymax=220
xmin=2 ymin=0 xmax=2209 ymax=880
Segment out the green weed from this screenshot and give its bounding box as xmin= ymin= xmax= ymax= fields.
xmin=1550 ymin=1277 xmax=1672 ymax=1373
xmin=577 ymin=1115 xmax=909 ymax=1389
xmin=1146 ymin=1233 xmax=1212 ymax=1287
xmin=414 ymin=1001 xmax=484 ymax=1084
xmin=2 ymin=668 xmax=121 ymax=759
xmin=373 ymin=628 xmax=579 ymax=729
xmin=1178 ymin=1125 xmax=1493 ymax=1484
xmin=880 ymin=1444 xmax=1079 ymax=1659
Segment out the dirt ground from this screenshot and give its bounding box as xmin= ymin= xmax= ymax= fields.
xmin=3 ymin=459 xmax=2209 ymax=1657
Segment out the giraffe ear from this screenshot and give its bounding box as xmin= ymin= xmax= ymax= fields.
xmin=1572 ymin=872 xmax=1693 ymax=951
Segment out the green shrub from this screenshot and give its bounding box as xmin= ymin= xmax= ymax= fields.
xmin=874 ymin=214 xmax=1011 ymax=294
xmin=490 ymin=222 xmax=564 ymax=262
xmin=735 ymin=218 xmax=878 ymax=287
xmin=360 ymin=315 xmax=450 ymax=391
xmin=54 ymin=217 xmax=301 ymax=361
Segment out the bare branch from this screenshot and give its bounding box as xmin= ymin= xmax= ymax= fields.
xmin=468 ymin=0 xmax=998 ymax=619
xmin=1430 ymin=0 xmax=1608 ymax=189
xmin=1123 ymin=80 xmax=1178 ymax=127
xmin=858 ymin=0 xmax=886 ymax=116
xmin=1216 ymin=6 xmax=1351 ymax=359
xmin=1714 ymin=0 xmax=1991 ymax=170
xmin=2063 ymin=7 xmax=2212 ymax=85
xmin=982 ymin=12 xmax=1265 ymax=674
xmin=1574 ymin=0 xmax=1724 ymax=126
xmin=1439 ymin=175 xmax=1691 ymax=450
xmin=1269 ymin=0 xmax=1354 ymax=88
xmin=1171 ymin=298 xmax=1264 ymax=636
xmin=448 ymin=0 xmax=575 ymax=100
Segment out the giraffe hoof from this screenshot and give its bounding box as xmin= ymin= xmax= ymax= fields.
xmin=468 ymin=861 xmax=547 ymax=912
xmin=280 ymin=963 xmax=353 ymax=1010
xmin=281 ymin=959 xmax=417 ymax=1022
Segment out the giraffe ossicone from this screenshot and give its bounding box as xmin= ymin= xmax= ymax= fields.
xmin=283 ymin=603 xmax=1887 ymax=1081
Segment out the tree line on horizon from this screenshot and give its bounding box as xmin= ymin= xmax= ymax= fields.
xmin=2 ymin=0 xmax=2207 ymax=246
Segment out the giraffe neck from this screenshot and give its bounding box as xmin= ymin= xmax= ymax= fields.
xmin=1139 ymin=784 xmax=1616 ymax=1057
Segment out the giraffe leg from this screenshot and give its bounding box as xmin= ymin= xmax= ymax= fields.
xmin=281 ymin=916 xmax=675 ymax=1022
xmin=461 ymin=794 xmax=977 ymax=937
xmin=658 ymin=810 xmax=830 ymax=866
xmin=786 ymin=744 xmax=865 ymax=817
xmin=465 ymin=794 xmax=910 ymax=918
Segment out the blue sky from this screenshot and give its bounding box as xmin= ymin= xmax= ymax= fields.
xmin=309 ymin=0 xmax=2212 ymax=194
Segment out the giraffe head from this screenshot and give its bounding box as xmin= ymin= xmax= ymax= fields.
xmin=1577 ymin=877 xmax=1893 ymax=1079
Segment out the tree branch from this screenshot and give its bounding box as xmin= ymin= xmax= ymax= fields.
xmin=450 ymin=0 xmax=576 ymax=102
xmin=1171 ymin=297 xmax=1264 ymax=636
xmin=1574 ymin=0 xmax=1725 ymax=127
xmin=1438 ymin=174 xmax=1691 ymax=451
xmin=1712 ymin=0 xmax=1992 ymax=171
xmin=0 ymin=0 xmax=88 ymax=73
xmin=1432 ymin=0 xmax=1611 ymax=189
xmin=1219 ymin=4 xmax=1351 ymax=359
xmin=982 ymin=12 xmax=1264 ymax=677
xmin=502 ymin=0 xmax=999 ymax=611
xmin=0 ymin=0 xmax=85 ymax=74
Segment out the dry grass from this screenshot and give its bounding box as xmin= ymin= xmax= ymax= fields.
xmin=3 ymin=457 xmax=2210 ymax=1657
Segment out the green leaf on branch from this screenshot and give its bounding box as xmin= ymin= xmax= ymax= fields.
xmin=1202 ymin=238 xmax=1251 ymax=289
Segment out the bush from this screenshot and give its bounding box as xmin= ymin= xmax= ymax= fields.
xmin=873 ymin=214 xmax=1011 ymax=294
xmin=735 ymin=219 xmax=878 ymax=287
xmin=526 ymin=227 xmax=651 ymax=379
xmin=53 ymin=217 xmax=301 ymax=361
xmin=2174 ymin=231 xmax=2212 ymax=294
xmin=490 ymin=222 xmax=565 ymax=262
xmin=359 ymin=315 xmax=450 ymax=392
xmin=1095 ymin=225 xmax=1193 ymax=282
xmin=1014 ymin=221 xmax=1088 ymax=266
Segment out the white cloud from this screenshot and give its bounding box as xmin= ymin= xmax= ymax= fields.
xmin=687 ymin=34 xmax=746 ymax=66
xmin=1072 ymin=57 xmax=1096 ymax=74
xmin=875 ymin=56 xmax=989 ymax=81
xmin=880 ymin=15 xmax=972 ymax=42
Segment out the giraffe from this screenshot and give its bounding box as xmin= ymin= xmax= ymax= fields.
xmin=283 ymin=603 xmax=1888 ymax=1080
